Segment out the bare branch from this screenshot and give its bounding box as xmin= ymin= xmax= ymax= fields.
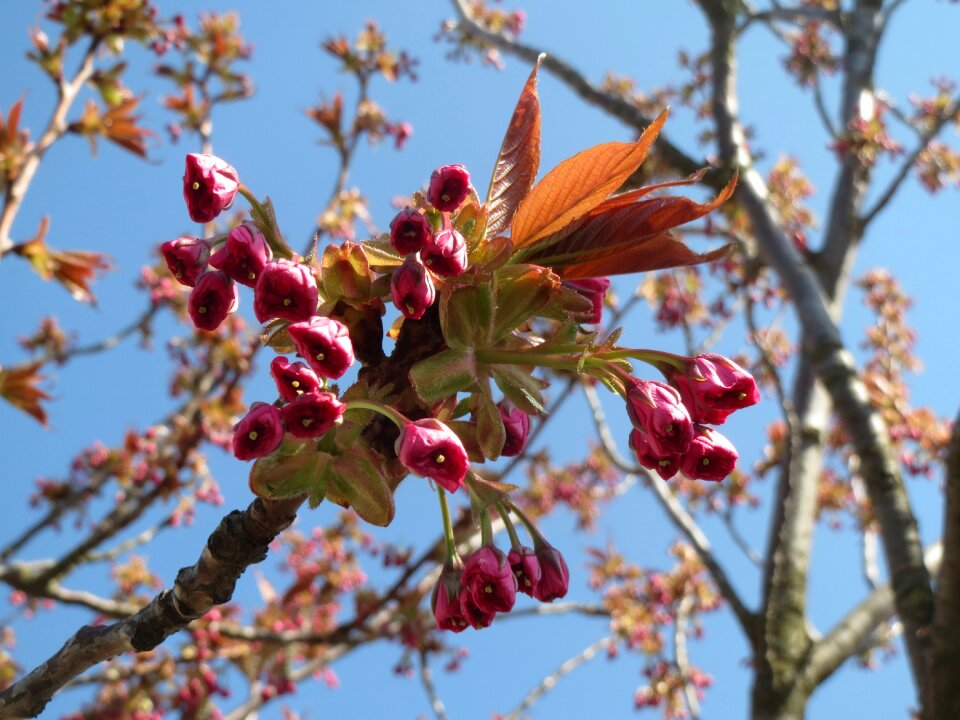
xmin=674 ymin=596 xmax=702 ymax=719
xmin=419 ymin=649 xmax=449 ymax=720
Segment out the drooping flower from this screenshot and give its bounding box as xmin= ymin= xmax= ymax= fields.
xmin=432 ymin=564 xmax=468 ymax=633
xmin=460 ymin=546 xmax=517 ymax=614
xmin=281 ymin=391 xmax=345 ymax=439
xmin=270 ymin=356 xmax=322 ymax=403
xmin=681 ymin=425 xmax=739 ymax=481
xmin=625 ymin=380 xmax=694 ymax=456
xmin=629 ymin=428 xmax=682 ymax=480
xmin=232 ymin=403 xmax=284 ymax=461
xmin=508 ymin=545 xmax=541 ymax=597
xmin=389 ymin=207 xmax=433 ymax=255
xmin=253 ymin=259 xmax=319 ymax=323
xmin=421 ymin=228 xmax=467 ymax=277
xmin=390 ymin=256 xmax=436 ymax=319
xmin=532 ymin=542 xmax=569 ymax=602
xmin=160 ymin=236 xmax=209 ymax=287
xmin=670 ymin=353 xmax=761 ymax=425
xmin=183 ymin=153 xmax=239 ymax=223
xmin=209 ymin=223 xmax=272 ymax=287
xmin=395 ymin=418 xmax=469 ymax=493
xmin=188 ymin=271 xmax=238 ymax=331
xmin=428 ymin=163 xmax=471 ymax=212
xmin=498 ymin=402 xmax=530 ymax=457
xmin=562 ymin=277 xmax=610 ymax=325
xmin=287 ymin=315 xmax=355 ymax=379
xmin=459 ymin=592 xmax=496 ymax=630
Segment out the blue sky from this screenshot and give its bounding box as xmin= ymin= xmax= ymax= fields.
xmin=2 ymin=1 xmax=959 ymax=717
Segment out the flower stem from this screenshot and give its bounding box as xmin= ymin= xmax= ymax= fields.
xmin=506 ymin=501 xmax=547 ymax=546
xmin=480 ymin=508 xmax=494 ymax=547
xmin=437 ymin=485 xmax=458 ymax=561
xmin=497 ymin=502 xmax=523 ymax=548
xmin=343 ymin=400 xmax=408 ymax=430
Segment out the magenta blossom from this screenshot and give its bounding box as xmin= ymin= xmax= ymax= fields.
xmin=160 ymin=236 xmax=209 ymax=287
xmin=209 ymin=223 xmax=272 ymax=287
xmin=287 ymin=315 xmax=355 ymax=379
xmin=629 ymin=428 xmax=682 ymax=480
xmin=188 ymin=271 xmax=238 ymax=331
xmin=270 ymin=356 xmax=322 ymax=403
xmin=460 ymin=592 xmax=496 ymax=630
xmin=253 ymin=259 xmax=319 ymax=324
xmin=281 ymin=392 xmax=345 ymax=439
xmin=681 ymin=426 xmax=739 ymax=481
xmin=625 ymin=380 xmax=694 ymax=457
xmin=395 ymin=418 xmax=469 ymax=493
xmin=460 ymin=546 xmax=517 ymax=614
xmin=183 ymin=153 xmax=239 ymax=223
xmin=428 ymin=163 xmax=471 ymax=212
xmin=508 ymin=545 xmax=541 ymax=597
xmin=391 ymin=256 xmax=436 ymax=320
xmin=421 ymin=228 xmax=467 ymax=277
xmin=670 ymin=353 xmax=761 ymax=425
xmin=498 ymin=402 xmax=530 ymax=457
xmin=432 ymin=565 xmax=468 ymax=633
xmin=562 ymin=277 xmax=610 ymax=324
xmin=532 ymin=542 xmax=569 ymax=602
xmin=232 ymin=403 xmax=284 ymax=461
xmin=389 ymin=207 xmax=433 ymax=255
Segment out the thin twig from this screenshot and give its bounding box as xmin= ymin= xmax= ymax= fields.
xmin=674 ymin=596 xmax=702 ymax=720
xmin=418 ymin=649 xmax=449 ymax=720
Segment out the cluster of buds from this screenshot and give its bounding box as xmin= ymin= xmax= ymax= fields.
xmin=432 ymin=504 xmax=568 ymax=632
xmin=625 ymin=353 xmax=760 ymax=481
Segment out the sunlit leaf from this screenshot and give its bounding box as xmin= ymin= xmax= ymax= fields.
xmin=0 ymin=361 xmax=51 ymax=426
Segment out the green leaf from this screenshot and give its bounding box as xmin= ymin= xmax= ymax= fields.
xmin=248 ymin=195 xmax=294 ymax=260
xmin=330 ymin=452 xmax=395 ymax=526
xmin=491 ymin=264 xmax=561 ymax=341
xmin=476 ymin=383 xmax=506 ymax=460
xmin=448 ymin=420 xmax=485 ymax=463
xmin=409 ymin=347 xmax=478 ymax=403
xmin=465 ymin=472 xmax=518 ymax=522
xmin=491 ymin=364 xmax=546 ymax=414
xmin=249 ymin=439 xmax=331 ymax=500
xmin=468 ymin=234 xmax=513 ymax=272
xmin=362 ymin=235 xmax=405 ymax=268
xmin=440 ymin=283 xmax=494 ymax=349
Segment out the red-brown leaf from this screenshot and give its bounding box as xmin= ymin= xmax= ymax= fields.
xmin=510 ymin=110 xmax=668 ymax=248
xmin=485 ymin=56 xmax=542 ymax=238
xmin=5 ymin=98 xmax=24 ymax=146
xmin=0 ymin=361 xmax=51 ymax=426
xmin=526 ymin=172 xmax=737 ymax=278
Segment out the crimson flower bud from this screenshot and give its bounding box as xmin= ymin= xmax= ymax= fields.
xmin=629 ymin=428 xmax=682 ymax=480
xmin=681 ymin=426 xmax=738 ymax=481
xmin=562 ymin=277 xmax=610 ymax=324
xmin=287 ymin=315 xmax=355 ymax=379
xmin=428 ymin=163 xmax=471 ymax=212
xmin=498 ymin=402 xmax=530 ymax=457
xmin=281 ymin=391 xmax=345 ymax=439
xmin=270 ymin=356 xmax=321 ymax=403
xmin=209 ymin=223 xmax=272 ymax=287
xmin=532 ymin=542 xmax=569 ymax=602
xmin=432 ymin=565 xmax=468 ymax=633
xmin=232 ymin=403 xmax=284 ymax=461
xmin=183 ymin=153 xmax=239 ymax=223
xmin=670 ymin=353 xmax=761 ymax=425
xmin=460 ymin=546 xmax=517 ymax=615
xmin=390 ymin=256 xmax=436 ymax=319
xmin=421 ymin=228 xmax=467 ymax=277
xmin=389 ymin=207 xmax=433 ymax=255
xmin=188 ymin=271 xmax=238 ymax=331
xmin=395 ymin=418 xmax=469 ymax=493
xmin=160 ymin=236 xmax=209 ymax=287
xmin=507 ymin=545 xmax=541 ymax=597
xmin=625 ymin=380 xmax=694 ymax=457
xmin=253 ymin=259 xmax=319 ymax=323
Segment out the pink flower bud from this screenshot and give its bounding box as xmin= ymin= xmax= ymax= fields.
xmin=562 ymin=277 xmax=610 ymax=324
xmin=188 ymin=271 xmax=238 ymax=331
xmin=281 ymin=391 xmax=345 ymax=439
xmin=428 ymin=163 xmax=471 ymax=212
xmin=508 ymin=545 xmax=541 ymax=597
xmin=460 ymin=592 xmax=496 ymax=630
xmin=209 ymin=223 xmax=272 ymax=287
xmin=395 ymin=418 xmax=469 ymax=493
xmin=629 ymin=428 xmax=682 ymax=480
xmin=390 ymin=256 xmax=436 ymax=319
xmin=421 ymin=228 xmax=467 ymax=278
xmin=681 ymin=426 xmax=738 ymax=481
xmin=183 ymin=153 xmax=239 ymax=223
xmin=532 ymin=543 xmax=569 ymax=602
xmin=389 ymin=207 xmax=433 ymax=255
xmin=671 ymin=354 xmax=761 ymax=425
xmin=253 ymin=260 xmax=319 ymax=323
xmin=287 ymin=316 xmax=354 ymax=379
xmin=232 ymin=403 xmax=284 ymax=461
xmin=270 ymin=356 xmax=321 ymax=403
xmin=432 ymin=565 xmax=468 ymax=633
xmin=625 ymin=380 xmax=694 ymax=457
xmin=460 ymin=546 xmax=517 ymax=614
xmin=498 ymin=402 xmax=530 ymax=457
xmin=160 ymin=236 xmax=209 ymax=287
